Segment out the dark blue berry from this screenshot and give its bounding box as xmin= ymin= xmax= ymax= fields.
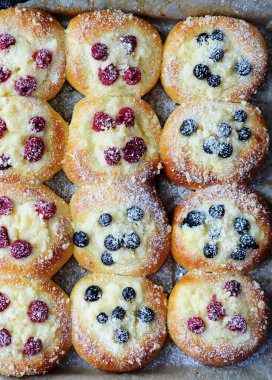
xmin=182 ymin=210 xmax=206 ymax=228
xmin=101 ymin=251 xmax=114 ymax=266
xmin=217 ymin=122 xmax=232 ymax=138
xmin=73 ymin=231 xmax=89 ymax=248
xmin=196 ymin=33 xmax=209 ymax=44
xmin=233 ymin=110 xmax=247 ymax=122
xmin=231 ymin=246 xmax=246 ymax=260
xmin=211 ymin=29 xmax=224 ymax=41
xmin=218 ymin=142 xmax=233 ymax=158
xmin=233 ymin=217 xmax=250 ymax=235
xmin=203 ymin=136 xmax=219 ymax=154
xmin=85 ymin=286 xmax=102 ymax=302
xmin=126 ymin=206 xmax=143 ymax=222
xmin=193 ymin=64 xmax=210 ymax=79
xmin=98 ymin=213 xmax=112 ymax=227
xmin=207 ymin=74 xmax=221 ymax=87
xmin=112 ymin=306 xmax=126 ymax=320
xmin=240 ymin=234 xmax=258 ymax=249
xmin=203 ymin=243 xmax=218 ymax=258
xmin=104 ymin=235 xmax=122 ymax=251
xmin=97 ymin=312 xmax=108 ymax=324
xmin=209 ymin=48 xmax=224 ymax=62
xmin=115 ymin=328 xmax=129 ymax=343
xmin=123 ymin=232 xmax=140 ymax=249
xmin=137 ymin=306 xmax=154 ymax=323
xmin=238 ymin=127 xmax=251 ymax=141
xmin=180 ymin=119 xmax=197 ymax=136
xmin=209 ymin=204 xmax=225 ymax=219
xmin=122 ymin=287 xmax=136 ymax=301
xmin=235 ymin=60 xmax=252 ymax=76
xmin=209 ymin=226 xmax=221 ymax=240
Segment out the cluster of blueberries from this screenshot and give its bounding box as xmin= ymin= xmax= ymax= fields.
xmin=84 ymin=285 xmax=155 ymax=343
xmin=193 ymin=29 xmax=252 ymax=87
xmin=73 ymin=205 xmax=144 ymax=266
xmin=180 ymin=109 xmax=250 ymax=159
xmin=180 ymin=203 xmax=258 ymax=260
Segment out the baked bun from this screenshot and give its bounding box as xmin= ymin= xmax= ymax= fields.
xmin=160 ymin=101 xmax=268 ymax=189
xmin=0 ymin=8 xmax=65 ymax=99
xmin=0 ymin=276 xmax=71 ymax=376
xmin=0 ymin=183 xmax=73 ymax=278
xmin=0 ymin=97 xmax=68 ymax=183
xmin=71 ymin=273 xmax=167 ymax=372
xmin=66 ymin=10 xmax=162 ymax=97
xmin=64 ymin=96 xmax=161 ymax=185
xmin=161 ymin=16 xmax=268 ymax=103
xmin=168 ymin=272 xmax=269 ymax=366
xmin=172 ymin=184 xmax=272 ymax=274
xmin=70 ymin=183 xmax=170 ymax=276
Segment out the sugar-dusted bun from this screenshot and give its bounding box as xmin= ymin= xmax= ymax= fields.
xmin=64 ymin=96 xmax=161 ymax=185
xmin=0 ymin=97 xmax=68 ymax=183
xmin=70 ymin=182 xmax=170 ymax=276
xmin=0 ymin=276 xmax=71 ymax=376
xmin=168 ymin=272 xmax=269 ymax=366
xmin=71 ymin=273 xmax=167 ymax=372
xmin=66 ymin=10 xmax=162 ymax=97
xmin=172 ymin=184 xmax=272 ymax=274
xmin=0 ymin=8 xmax=65 ymax=99
xmin=0 ymin=184 xmax=73 ymax=278
xmin=160 ymin=101 xmax=268 ymax=189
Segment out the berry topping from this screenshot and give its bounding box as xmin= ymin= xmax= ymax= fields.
xmin=209 ymin=48 xmax=224 ymax=62
xmin=85 ymin=286 xmax=102 ymax=302
xmin=0 ymin=155 xmax=11 ymax=170
xmin=123 ymin=137 xmax=147 ymax=163
xmin=235 ymin=60 xmax=252 ymax=76
xmin=238 ymin=127 xmax=251 ymax=141
xmin=233 ymin=110 xmax=247 ymax=122
xmin=180 ymin=119 xmax=197 ymax=136
xmin=24 ymin=137 xmax=45 ymax=162
xmin=209 ymin=226 xmax=221 ymax=240
xmin=0 ymin=293 xmax=10 ymax=312
xmin=0 ymin=196 xmax=13 ymax=215
xmin=115 ymin=328 xmax=129 ymax=343
xmin=93 ymin=112 xmax=115 ymax=132
xmin=98 ymin=213 xmax=112 ymax=227
xmin=101 ymin=251 xmax=114 ymax=266
xmin=35 ymin=200 xmax=57 ymax=220
xmin=240 ymin=234 xmax=258 ymax=249
xmin=122 ymin=287 xmax=136 ymax=302
xmin=0 ymin=34 xmax=15 ymax=50
xmin=193 ymin=64 xmax=210 ymax=79
xmin=231 ymin=246 xmax=246 ymax=261
xmin=116 ymin=107 xmax=135 ymax=128
xmin=98 ymin=64 xmax=119 ymax=86
xmin=104 ymin=147 xmax=121 ymax=166
xmin=233 ymin=217 xmax=250 ymax=235
xmin=104 ymin=235 xmax=122 ymax=251
xmin=33 ymin=49 xmax=52 ymax=69
xmin=23 ymin=337 xmax=43 ymax=356
xmin=187 ymin=316 xmax=205 ymax=334
xmin=0 ymin=226 xmax=10 ymax=248
xmin=0 ymin=119 xmax=7 ymax=139
xmin=91 ymin=43 xmax=109 ymax=61
xmin=112 ymin=306 xmax=126 ymax=320
xmin=123 ymin=232 xmax=140 ymax=249
xmin=182 ymin=210 xmax=206 ymax=228
xmin=218 ymin=142 xmax=233 ymax=158
xmin=97 ymin=312 xmax=108 ymax=324
xmin=209 ymin=204 xmax=225 ymax=219
xmin=121 ymin=35 xmax=137 ymax=55
xmin=196 ymin=33 xmax=209 ymax=44
xmin=203 ymin=136 xmax=219 ymax=154
xmin=0 ymin=328 xmax=11 ymax=347
xmin=211 ymin=29 xmax=224 ymax=41
xmin=224 ymin=280 xmax=241 ymax=297
xmin=217 ymin=122 xmax=232 ymax=138
xmin=227 ymin=315 xmax=247 ymax=334
xmin=73 ymin=231 xmax=89 ymax=248
xmin=207 ymin=295 xmax=225 ymax=321
xmin=0 ymin=67 xmax=11 ymax=83
xmin=207 ymin=74 xmax=221 ymax=87
xmin=15 ymin=76 xmax=37 ymax=96
xmin=28 ymin=300 xmax=49 ymax=323
xmin=137 ymin=306 xmax=154 ymax=323
xmin=203 ymin=243 xmax=218 ymax=258
xmin=11 ymin=240 xmax=32 ymax=259
xmin=126 ymin=206 xmax=144 ymax=222
xmin=29 ymin=116 xmax=46 ymax=132
xmin=123 ymin=66 xmax=141 ymax=85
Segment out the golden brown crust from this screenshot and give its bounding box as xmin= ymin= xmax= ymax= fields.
xmin=172 ymin=184 xmax=272 ymax=273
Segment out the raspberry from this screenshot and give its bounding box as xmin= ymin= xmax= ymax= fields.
xmin=24 ymin=137 xmax=45 ymax=162
xmin=123 ymin=67 xmax=141 ymax=85
xmin=121 ymin=35 xmax=137 ymax=55
xmin=207 ymin=295 xmax=225 ymax=321
xmin=33 ymin=49 xmax=52 ymax=69
xmin=123 ymin=137 xmax=147 ymax=163
xmin=187 ymin=316 xmax=205 ymax=334
xmin=0 ymin=226 xmax=10 ymax=248
xmin=0 ymin=196 xmax=13 ymax=215
xmin=98 ymin=64 xmax=119 ymax=86
xmin=0 ymin=67 xmax=11 ymax=83
xmin=35 ymin=200 xmax=57 ymax=220
xmin=0 ymin=118 xmax=7 ymax=138
xmin=0 ymin=34 xmax=15 ymax=50
xmin=91 ymin=43 xmax=109 ymax=61
xmin=29 ymin=116 xmax=46 ymax=132
xmin=116 ymin=107 xmax=135 ymax=128
xmin=227 ymin=315 xmax=247 ymax=334
xmin=104 ymin=147 xmax=121 ymax=166
xmin=0 ymin=292 xmax=10 ymax=312
xmin=0 ymin=328 xmax=11 ymax=347
xmin=0 ymin=155 xmax=12 ymax=170
xmin=28 ymin=300 xmax=49 ymax=323
xmin=92 ymin=112 xmax=115 ymax=132
xmin=23 ymin=337 xmax=43 ymax=356
xmin=15 ymin=76 xmax=37 ymax=96
xmin=224 ymin=280 xmax=241 ymax=297
xmin=11 ymin=240 xmax=32 ymax=259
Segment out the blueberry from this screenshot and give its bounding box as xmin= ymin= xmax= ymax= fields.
xmin=137 ymin=306 xmax=154 ymax=323
xmin=112 ymin=306 xmax=126 ymax=320
xmin=193 ymin=64 xmax=210 ymax=80
xmin=233 ymin=217 xmax=250 ymax=235
xmin=180 ymin=119 xmax=197 ymax=136
xmin=209 ymin=48 xmax=224 ymax=62
xmin=104 ymin=235 xmax=122 ymax=251
xmin=231 ymin=246 xmax=246 ymax=260
xmin=182 ymin=210 xmax=206 ymax=228
xmin=203 ymin=136 xmax=219 ymax=154
xmin=217 ymin=122 xmax=232 ymax=138
xmin=235 ymin=60 xmax=252 ymax=76
xmin=209 ymin=226 xmax=221 ymax=240
xmin=209 ymin=204 xmax=225 ymax=219
xmin=233 ymin=110 xmax=247 ymax=122
xmin=97 ymin=312 xmax=108 ymax=324
xmin=101 ymin=251 xmax=114 ymax=266
xmin=115 ymin=328 xmax=129 ymax=343
xmin=98 ymin=213 xmax=112 ymax=227
xmin=207 ymin=75 xmax=221 ymax=87
xmin=240 ymin=234 xmax=259 ymax=249
xmin=85 ymin=286 xmax=102 ymax=302
xmin=73 ymin=231 xmax=89 ymax=248
xmin=126 ymin=206 xmax=144 ymax=222
xmin=203 ymin=243 xmax=218 ymax=258
xmin=218 ymin=142 xmax=233 ymax=158
xmin=196 ymin=33 xmax=209 ymax=44
xmin=211 ymin=29 xmax=224 ymax=41
xmin=238 ymin=127 xmax=251 ymax=141
xmin=123 ymin=232 xmax=140 ymax=249
xmin=122 ymin=287 xmax=136 ymax=302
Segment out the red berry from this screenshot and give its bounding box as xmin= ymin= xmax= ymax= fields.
xmin=0 ymin=118 xmax=7 ymax=139
xmin=121 ymin=35 xmax=137 ymax=55
xmin=24 ymin=137 xmax=45 ymax=162
xmin=11 ymin=240 xmax=32 ymax=259
xmin=224 ymin=280 xmax=241 ymax=297
xmin=0 ymin=328 xmax=11 ymax=347
xmin=33 ymin=49 xmax=52 ymax=69
xmin=91 ymin=43 xmax=109 ymax=61
xmin=0 ymin=226 xmax=10 ymax=248
xmin=187 ymin=316 xmax=205 ymax=334
xmin=123 ymin=137 xmax=147 ymax=163
xmin=104 ymin=147 xmax=121 ymax=166
xmin=116 ymin=107 xmax=135 ymax=128
xmin=123 ymin=67 xmax=141 ymax=85
xmin=0 ymin=34 xmax=15 ymax=50
xmin=35 ymin=200 xmax=57 ymax=220
xmin=0 ymin=293 xmax=10 ymax=312
xmin=227 ymin=315 xmax=247 ymax=334
xmin=98 ymin=64 xmax=119 ymax=86
xmin=0 ymin=196 xmax=13 ymax=215
xmin=29 ymin=116 xmax=46 ymax=132
xmin=15 ymin=76 xmax=37 ymax=96
xmin=23 ymin=337 xmax=43 ymax=356
xmin=0 ymin=67 xmax=11 ymax=83
xmin=92 ymin=112 xmax=115 ymax=132
xmin=207 ymin=295 xmax=225 ymax=321
xmin=0 ymin=155 xmax=11 ymax=170
xmin=28 ymin=300 xmax=49 ymax=323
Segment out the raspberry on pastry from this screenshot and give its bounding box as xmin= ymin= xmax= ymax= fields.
xmin=71 ymin=273 xmax=167 ymax=372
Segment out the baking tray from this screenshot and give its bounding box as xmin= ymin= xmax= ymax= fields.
xmin=7 ymin=1 xmax=272 ymax=379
